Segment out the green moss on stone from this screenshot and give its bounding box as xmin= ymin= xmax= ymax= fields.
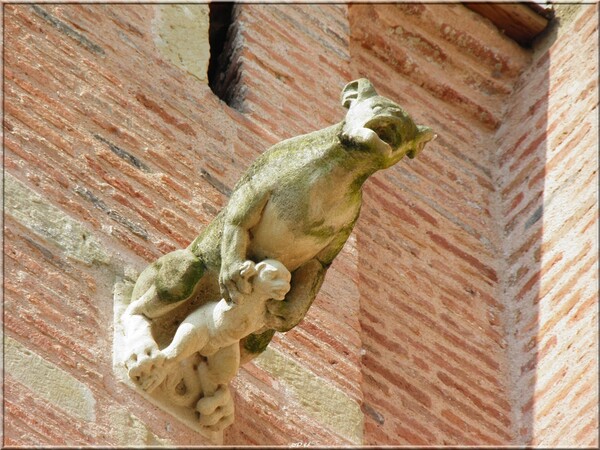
xmin=242 ymin=329 xmax=276 ymax=355
xmin=155 ymin=250 xmax=205 ymax=303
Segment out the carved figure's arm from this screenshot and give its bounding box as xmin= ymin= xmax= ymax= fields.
xmin=220 ymin=182 xmax=270 ymax=300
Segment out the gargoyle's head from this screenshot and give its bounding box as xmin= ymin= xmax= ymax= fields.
xmin=340 ymin=78 xmax=435 ymax=168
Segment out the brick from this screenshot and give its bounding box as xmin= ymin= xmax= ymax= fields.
xmin=4 ymin=2 xmax=598 ymax=447
xmin=427 ymin=231 xmax=497 ymax=283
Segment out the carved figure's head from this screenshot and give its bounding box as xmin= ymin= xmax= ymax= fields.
xmin=255 ymin=259 xmax=291 ymax=301
xmin=340 ymin=78 xmax=435 ymax=167
xmin=237 ymin=259 xmax=291 ymax=302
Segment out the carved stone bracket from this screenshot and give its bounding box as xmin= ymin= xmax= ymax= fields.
xmin=113 ymin=260 xmax=290 ymax=442
xmin=113 ymin=279 xmax=223 ymax=443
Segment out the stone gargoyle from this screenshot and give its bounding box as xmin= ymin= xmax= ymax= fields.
xmin=117 ymin=78 xmax=435 ymax=433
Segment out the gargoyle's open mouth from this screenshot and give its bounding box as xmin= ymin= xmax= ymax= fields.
xmin=364 ymin=116 xmax=403 ymax=150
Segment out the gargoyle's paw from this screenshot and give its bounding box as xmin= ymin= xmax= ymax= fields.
xmin=220 ymin=398 xmax=234 ymax=417
xmin=238 ymin=260 xmax=257 ymax=280
xmin=198 ymin=408 xmax=224 ymax=427
xmin=198 ymin=401 xmax=235 ymax=429
xmin=205 ymin=413 xmax=234 ymax=432
xmin=195 ymin=385 xmax=232 ymax=416
xmin=200 ymin=394 xmax=235 ymax=431
xmin=139 ymin=369 xmax=167 ymax=393
xmin=219 ymin=261 xmax=254 ymax=300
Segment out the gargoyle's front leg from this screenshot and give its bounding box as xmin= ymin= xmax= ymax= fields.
xmin=196 ymin=344 xmax=239 ymax=432
xmin=219 ymin=183 xmax=270 ymax=301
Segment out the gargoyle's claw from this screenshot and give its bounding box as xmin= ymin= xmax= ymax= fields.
xmin=196 ymin=385 xmax=231 ymax=416
xmin=141 ymin=372 xmax=165 ymax=393
xmin=198 ymin=409 xmax=224 ymax=426
xmin=196 ymin=385 xmax=235 ymax=431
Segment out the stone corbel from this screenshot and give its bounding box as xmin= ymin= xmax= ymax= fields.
xmin=113 ymin=260 xmax=290 ymax=442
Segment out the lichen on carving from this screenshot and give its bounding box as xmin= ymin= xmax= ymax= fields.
xmin=114 ymin=78 xmax=435 ymax=434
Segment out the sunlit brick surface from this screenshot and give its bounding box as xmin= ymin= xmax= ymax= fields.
xmin=4 ymin=3 xmax=597 ymax=446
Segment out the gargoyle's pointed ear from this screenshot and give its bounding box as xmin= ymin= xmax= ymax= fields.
xmin=341 ymin=78 xmax=378 ymax=109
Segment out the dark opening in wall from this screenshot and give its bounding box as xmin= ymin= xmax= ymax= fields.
xmin=208 ymin=2 xmax=244 ymax=110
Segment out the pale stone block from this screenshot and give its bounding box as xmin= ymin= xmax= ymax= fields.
xmin=5 ymin=336 xmax=96 ymax=422
xmin=152 ymin=5 xmax=211 ymax=82
xmin=255 ymin=347 xmax=364 ymax=444
xmin=108 ymin=405 xmax=172 ymax=446
xmin=4 ymin=174 xmax=111 ymax=266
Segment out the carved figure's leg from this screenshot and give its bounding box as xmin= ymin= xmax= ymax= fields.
xmin=131 ymin=298 xmax=216 ymax=393
xmin=196 ymin=344 xmax=239 ymax=432
xmin=123 ymin=285 xmax=185 ymax=391
xmin=122 ymin=249 xmax=205 ymax=391
xmin=162 ymin=307 xmax=212 ymax=365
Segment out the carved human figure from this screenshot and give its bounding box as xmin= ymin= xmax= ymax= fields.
xmin=123 ymin=259 xmax=290 ymax=431
xmin=121 ymin=78 xmax=435 ymax=429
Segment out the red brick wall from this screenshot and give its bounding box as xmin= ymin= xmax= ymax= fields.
xmin=349 ymin=4 xmax=529 ymax=445
xmin=351 ymin=3 xmax=598 ymax=446
xmin=495 ymin=5 xmax=598 ymax=446
xmin=4 ymin=3 xmax=597 ymax=446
